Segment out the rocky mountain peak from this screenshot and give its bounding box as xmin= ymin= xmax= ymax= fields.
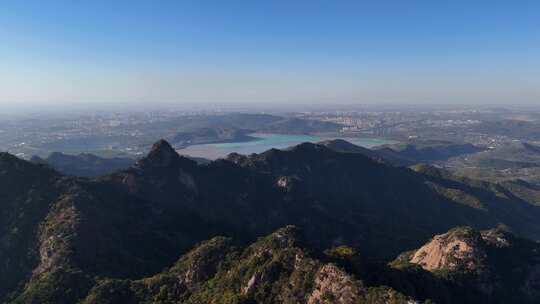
xmin=150 ymin=139 xmax=177 ymax=157
xmin=408 ymin=226 xmax=487 ymax=272
xmin=136 ymin=139 xmax=181 ymax=168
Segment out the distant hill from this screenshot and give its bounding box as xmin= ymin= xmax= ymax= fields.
xmin=318 ymin=138 xmax=381 ymax=155
xmin=448 ymin=141 xmax=540 ymax=183
xmin=410 ymin=162 xmax=540 ymax=209
xmin=4 ymin=139 xmax=540 ymax=302
xmin=164 ymin=114 xmax=342 ymax=153
xmin=168 ymin=114 xmax=341 ymax=148
xmin=171 ymin=127 xmax=255 ymax=147
xmin=478 ymin=141 xmax=540 ymax=163
xmin=499 ymin=179 xmax=540 ymax=206
xmin=320 ymin=138 xmax=484 ymax=166
xmin=30 ymin=152 xmax=210 ymax=177
xmin=172 ymin=113 xmax=341 ymax=134
xmin=471 ymin=120 xmax=540 ymax=141
xmin=30 ymin=152 xmax=134 ymax=177
xmin=376 ymin=140 xmax=485 ymax=163
xmin=319 ymin=139 xmax=413 ymax=165
xmin=260 ymin=117 xmax=341 ymax=134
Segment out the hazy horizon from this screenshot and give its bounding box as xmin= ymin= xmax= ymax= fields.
xmin=2 ymin=1 xmax=539 ymax=109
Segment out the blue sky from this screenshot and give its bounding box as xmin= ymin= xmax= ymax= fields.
xmin=1 ymin=1 xmax=539 ymax=108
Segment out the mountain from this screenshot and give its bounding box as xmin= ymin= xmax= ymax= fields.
xmin=0 ymin=152 xmax=65 ymax=301
xmin=30 ymin=152 xmax=134 ymax=177
xmin=196 ymin=113 xmax=341 ymax=134
xmin=168 ymin=113 xmax=341 ymax=138
xmin=471 ymin=141 xmax=540 ymax=164
xmin=4 ymin=139 xmax=540 ymax=303
xmin=389 ymin=226 xmax=540 ymax=303
xmin=471 ymin=120 xmax=540 ymax=141
xmin=319 ymin=139 xmax=412 ymax=165
xmin=80 ymin=226 xmax=415 ymax=304
xmin=261 ymin=117 xmax=341 ymax=134
xmin=375 ymin=140 xmax=485 ymax=163
xmin=447 ymin=141 xmax=540 ymax=183
xmin=171 ymin=127 xmax=256 ymax=148
xmin=499 ymin=179 xmax=540 ymax=206
xmin=320 ymin=139 xmax=485 ymax=166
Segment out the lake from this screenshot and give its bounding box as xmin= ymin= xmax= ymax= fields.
xmin=176 ymin=133 xmax=397 ymax=160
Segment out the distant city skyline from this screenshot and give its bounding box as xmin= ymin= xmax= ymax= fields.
xmin=1 ymin=1 xmax=539 ymax=109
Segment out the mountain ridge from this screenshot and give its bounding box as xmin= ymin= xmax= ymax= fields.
xmin=4 ymin=139 xmax=540 ymax=303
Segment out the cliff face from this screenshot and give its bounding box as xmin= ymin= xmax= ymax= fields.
xmin=30 ymin=152 xmax=133 ymax=177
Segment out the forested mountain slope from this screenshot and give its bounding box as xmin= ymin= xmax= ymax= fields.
xmin=3 ymin=140 xmax=540 ymax=303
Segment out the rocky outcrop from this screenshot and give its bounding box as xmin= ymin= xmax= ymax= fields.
xmin=79 ymin=226 xmax=415 ymax=303
xmin=139 ymin=139 xmax=179 ymax=168
xmin=397 ymin=226 xmax=540 ymax=302
xmin=308 ymin=264 xmax=365 ymax=304
xmin=170 ymin=237 xmax=233 ymax=290
xmin=409 ymin=227 xmax=487 ymax=272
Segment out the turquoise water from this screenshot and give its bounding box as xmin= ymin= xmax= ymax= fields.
xmin=177 ymin=133 xmax=397 ymax=160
